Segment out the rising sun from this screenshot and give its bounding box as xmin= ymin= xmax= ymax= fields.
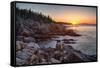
xmin=70 ymin=20 xmax=79 ymax=25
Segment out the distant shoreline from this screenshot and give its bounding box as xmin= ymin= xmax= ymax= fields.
xmin=79 ymin=24 xmax=96 ymax=26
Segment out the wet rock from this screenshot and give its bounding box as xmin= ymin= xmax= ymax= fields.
xmin=61 ymin=56 xmax=68 ymax=63
xmin=16 ymin=58 xmax=25 ymax=65
xmin=63 ymin=39 xmax=76 ymax=41
xmin=50 ymin=58 xmax=61 ymax=63
xmin=53 ymin=50 xmax=63 ymax=60
xmin=63 ymin=41 xmax=76 ymax=44
xmin=66 ymin=52 xmax=84 ymax=62
xmin=85 ymin=55 xmax=97 ymax=61
xmin=65 ymin=45 xmax=74 ymax=49
xmin=24 ymin=37 xmax=35 ymax=43
xmin=27 ymin=54 xmax=39 ymax=64
xmin=16 ymin=51 xmax=29 ymax=60
xmin=56 ymin=43 xmax=64 ymax=50
xmin=63 ymin=45 xmax=74 ymax=52
xmin=63 ymin=39 xmax=76 ymax=44
xmin=21 ymin=30 xmax=31 ymax=37
xmin=21 ymin=48 xmax=35 ymax=56
xmin=56 ymin=40 xmax=61 ymax=42
xmin=16 ymin=36 xmax=24 ymax=41
xmin=66 ymin=29 xmax=81 ymax=36
xmin=41 ymin=58 xmax=46 ymax=62
xmin=27 ymin=42 xmax=40 ymax=49
xmin=40 ymin=61 xmax=48 ymax=64
xmin=38 ymin=49 xmax=45 ymax=54
xmin=16 ymin=41 xmax=27 ymax=51
xmin=63 ymin=50 xmax=67 ymax=54
xmin=69 ymin=39 xmax=76 ymax=41
xmin=43 ymin=41 xmax=57 ymax=48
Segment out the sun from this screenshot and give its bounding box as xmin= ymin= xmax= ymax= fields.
xmin=70 ymin=20 xmax=79 ymax=25
xmin=72 ymin=21 xmax=77 ymax=25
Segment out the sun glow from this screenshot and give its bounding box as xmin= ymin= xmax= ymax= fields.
xmin=70 ymin=20 xmax=79 ymax=25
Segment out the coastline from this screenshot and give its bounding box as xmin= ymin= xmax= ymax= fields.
xmin=15 ymin=8 xmax=97 ymax=66
xmin=16 ymin=29 xmax=97 ymax=65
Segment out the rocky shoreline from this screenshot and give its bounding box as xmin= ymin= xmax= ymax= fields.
xmin=16 ymin=35 xmax=96 ymax=66
xmin=15 ymin=8 xmax=97 ymax=66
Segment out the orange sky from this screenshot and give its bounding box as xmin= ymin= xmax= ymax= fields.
xmin=17 ymin=3 xmax=97 ymax=24
xmin=53 ymin=15 xmax=96 ymax=24
xmin=50 ymin=10 xmax=96 ymax=24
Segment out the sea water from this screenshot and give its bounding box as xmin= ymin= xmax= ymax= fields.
xmin=67 ymin=25 xmax=97 ymax=55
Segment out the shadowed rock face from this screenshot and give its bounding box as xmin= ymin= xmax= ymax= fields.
xmin=64 ymin=52 xmax=84 ymax=62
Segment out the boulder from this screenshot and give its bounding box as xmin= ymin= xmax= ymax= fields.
xmin=24 ymin=37 xmax=35 ymax=43
xmin=16 ymin=58 xmax=25 ymax=65
xmin=50 ymin=58 xmax=61 ymax=63
xmin=16 ymin=41 xmax=27 ymax=51
xmin=56 ymin=43 xmax=64 ymax=50
xmin=21 ymin=30 xmax=31 ymax=37
xmin=66 ymin=52 xmax=84 ymax=62
xmin=27 ymin=42 xmax=40 ymax=49
xmin=53 ymin=50 xmax=62 ymax=60
xmin=16 ymin=36 xmax=24 ymax=41
xmin=40 ymin=61 xmax=48 ymax=64
xmin=27 ymin=54 xmax=39 ymax=64
xmin=21 ymin=48 xmax=35 ymax=56
xmin=41 ymin=58 xmax=46 ymax=62
xmin=65 ymin=45 xmax=73 ymax=49
xmin=16 ymin=51 xmax=29 ymax=61
xmin=38 ymin=49 xmax=45 ymax=54
xmin=66 ymin=29 xmax=81 ymax=36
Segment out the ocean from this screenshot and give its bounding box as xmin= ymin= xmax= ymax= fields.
xmin=67 ymin=25 xmax=97 ymax=55
xmin=40 ymin=25 xmax=97 ymax=55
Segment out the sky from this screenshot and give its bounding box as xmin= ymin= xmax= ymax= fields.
xmin=16 ymin=3 xmax=97 ymax=24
